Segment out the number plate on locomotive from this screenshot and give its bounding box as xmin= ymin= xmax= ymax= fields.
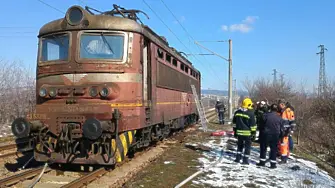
xmin=27 ymin=114 xmax=48 ymax=120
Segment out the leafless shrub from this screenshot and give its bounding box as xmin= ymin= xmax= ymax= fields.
xmin=243 ymin=77 xmax=335 ymax=165
xmin=0 ymin=60 xmax=35 ymax=125
xmin=242 ymin=77 xmax=294 ymax=103
xmin=299 ymin=95 xmax=335 ymax=163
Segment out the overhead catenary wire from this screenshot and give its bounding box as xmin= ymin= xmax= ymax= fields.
xmin=0 ymin=36 xmax=35 ymax=38
xmin=141 ymin=1 xmax=212 ymax=75
xmin=142 ymin=0 xmax=194 ymax=56
xmin=37 ymin=0 xmax=65 ymax=14
xmin=157 ymin=0 xmax=227 ymax=85
xmin=0 ymin=27 xmax=35 ymax=29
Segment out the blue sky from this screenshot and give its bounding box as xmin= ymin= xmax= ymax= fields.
xmin=1 ymin=0 xmax=334 ymax=92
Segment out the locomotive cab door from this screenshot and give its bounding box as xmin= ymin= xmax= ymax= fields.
xmin=142 ymin=38 xmax=152 ymax=125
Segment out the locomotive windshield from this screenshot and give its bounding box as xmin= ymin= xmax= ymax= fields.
xmin=80 ymin=33 xmax=124 ymax=60
xmin=40 ymin=34 xmax=69 ymax=61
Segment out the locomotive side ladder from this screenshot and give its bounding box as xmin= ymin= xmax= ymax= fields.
xmin=191 ymin=84 xmax=208 ymax=132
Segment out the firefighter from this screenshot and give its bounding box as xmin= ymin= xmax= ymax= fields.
xmin=215 ymin=99 xmax=226 ymax=125
xmin=233 ymin=97 xmax=256 ymax=165
xmin=277 ymin=99 xmax=296 ymax=163
xmin=256 ymin=104 xmax=284 ymax=169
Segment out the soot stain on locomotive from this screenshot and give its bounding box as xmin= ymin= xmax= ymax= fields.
xmin=11 ymin=4 xmax=201 ymax=166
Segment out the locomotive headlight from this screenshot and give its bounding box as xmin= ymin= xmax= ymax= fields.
xmin=100 ymin=87 xmax=109 ymax=97
xmin=39 ymin=88 xmax=47 ymax=97
xmin=89 ymin=87 xmax=98 ymax=97
xmin=66 ymin=6 xmax=84 ymax=26
xmin=49 ymin=88 xmax=57 ymax=97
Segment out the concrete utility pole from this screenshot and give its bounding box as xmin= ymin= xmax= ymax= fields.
xmin=194 ymin=40 xmax=233 ymax=120
xmin=228 ymin=39 xmax=233 ymax=119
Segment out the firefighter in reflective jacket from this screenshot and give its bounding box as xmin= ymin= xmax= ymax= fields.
xmin=233 ymin=98 xmax=256 ymax=165
xmin=277 ymin=99 xmax=296 ymax=163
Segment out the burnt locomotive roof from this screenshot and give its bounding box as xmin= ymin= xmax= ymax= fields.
xmin=38 ymin=5 xmax=199 ymax=73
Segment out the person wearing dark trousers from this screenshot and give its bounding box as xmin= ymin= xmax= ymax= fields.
xmin=255 ymin=101 xmax=268 ymax=143
xmin=257 ymin=104 xmax=284 ymax=169
xmin=215 ymin=99 xmax=226 ymax=125
xmin=233 ymin=97 xmax=255 ymax=165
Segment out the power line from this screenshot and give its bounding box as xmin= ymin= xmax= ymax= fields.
xmin=147 ymin=0 xmax=223 ymax=85
xmin=158 ymin=0 xmax=223 ymax=81
xmin=37 ymin=0 xmax=65 ymax=14
xmin=142 ymin=0 xmax=193 ymax=54
xmin=0 ymin=27 xmax=35 ymax=29
xmin=77 ymin=0 xmax=86 ymax=5
xmin=76 ymin=0 xmax=87 ymax=7
xmin=159 ymin=0 xmax=194 ymax=42
xmin=0 ymin=31 xmax=36 ymax=34
xmin=0 ymin=36 xmax=35 ymax=38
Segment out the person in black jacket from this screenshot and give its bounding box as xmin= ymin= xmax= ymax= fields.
xmin=256 ymin=104 xmax=284 ymax=169
xmin=233 ymin=98 xmax=256 ymax=165
xmin=255 ymin=101 xmax=268 ymax=143
xmin=215 ymin=99 xmax=226 ymax=124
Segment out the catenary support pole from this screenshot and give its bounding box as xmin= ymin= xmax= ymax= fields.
xmin=194 ymin=40 xmax=233 ymax=120
xmin=228 ymin=39 xmax=233 ymax=120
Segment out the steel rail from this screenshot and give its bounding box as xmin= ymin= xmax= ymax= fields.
xmin=61 ymin=168 xmax=109 ymax=188
xmin=0 ymin=140 xmax=31 ymax=152
xmin=0 ymin=143 xmax=17 ymax=152
xmin=0 ymin=166 xmax=51 ymax=187
xmin=0 ymin=149 xmax=33 ymax=159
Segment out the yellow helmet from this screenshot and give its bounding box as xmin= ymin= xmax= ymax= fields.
xmin=242 ymin=98 xmax=253 ymax=109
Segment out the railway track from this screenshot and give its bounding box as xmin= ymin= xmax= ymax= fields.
xmin=0 ymin=108 xmax=216 ymax=188
xmin=61 ymin=168 xmax=108 ymax=188
xmin=0 ymin=142 xmax=32 ymax=159
xmin=0 ymin=166 xmax=52 ymax=187
xmin=0 ymin=143 xmax=17 ymax=151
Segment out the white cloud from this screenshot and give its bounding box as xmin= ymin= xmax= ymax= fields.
xmin=243 ymin=16 xmax=259 ymax=24
xmin=221 ymin=25 xmax=228 ymax=31
xmin=174 ymin=16 xmax=186 ymax=24
xmin=221 ymin=16 xmax=259 ymax=33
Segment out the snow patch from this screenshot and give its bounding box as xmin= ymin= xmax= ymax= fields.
xmin=163 ymin=161 xmax=175 ymax=165
xmin=190 ymin=136 xmax=335 ymax=188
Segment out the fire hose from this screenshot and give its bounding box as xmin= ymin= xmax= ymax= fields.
xmin=174 ymin=149 xmax=224 ymax=188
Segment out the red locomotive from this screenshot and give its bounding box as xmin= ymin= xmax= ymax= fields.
xmin=11 ymin=5 xmax=201 ymax=165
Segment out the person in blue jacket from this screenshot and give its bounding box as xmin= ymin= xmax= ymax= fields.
xmin=256 ymin=103 xmax=285 ymax=169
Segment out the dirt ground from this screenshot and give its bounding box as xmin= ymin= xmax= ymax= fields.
xmin=124 ymin=117 xmax=231 ymax=188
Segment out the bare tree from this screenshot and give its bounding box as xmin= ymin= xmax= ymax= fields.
xmin=243 ymin=77 xmax=294 ymax=103
xmin=0 ymin=60 xmax=35 ymax=125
